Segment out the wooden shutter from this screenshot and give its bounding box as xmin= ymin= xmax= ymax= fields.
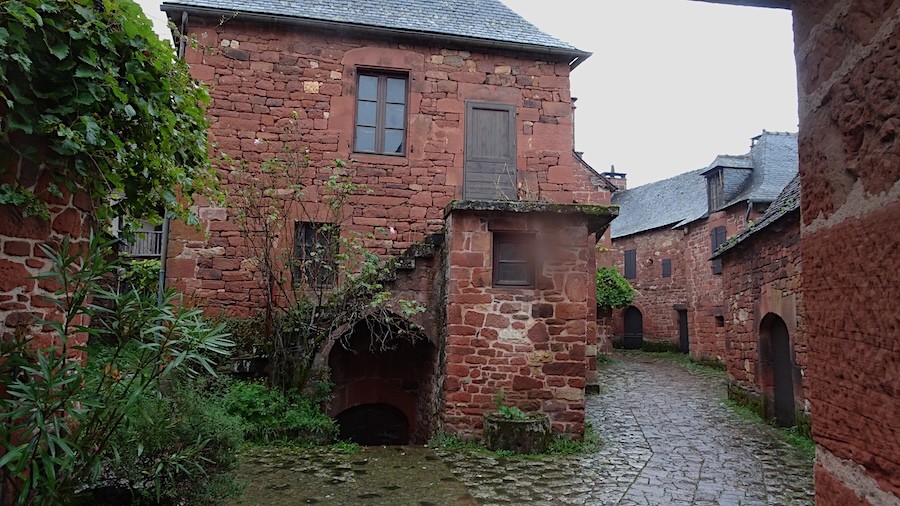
xmin=464 ymin=102 xmax=516 ymax=201
xmin=711 ymin=226 xmax=726 ymax=274
xmin=624 ymin=249 xmax=637 ymax=279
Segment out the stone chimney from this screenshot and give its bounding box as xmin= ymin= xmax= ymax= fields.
xmin=601 ymin=165 xmax=627 ymax=191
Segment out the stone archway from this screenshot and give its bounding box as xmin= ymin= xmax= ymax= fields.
xmin=623 ymin=306 xmax=644 ymax=349
xmin=759 ymin=313 xmax=795 ymax=427
xmin=327 ymin=314 xmax=437 ymax=444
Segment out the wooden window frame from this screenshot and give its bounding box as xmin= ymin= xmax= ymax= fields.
xmin=707 ymin=169 xmax=724 ymax=212
xmin=492 ymin=232 xmax=535 ymax=288
xmin=354 ymin=70 xmax=408 ymax=156
xmin=624 ymin=249 xmax=637 ymax=280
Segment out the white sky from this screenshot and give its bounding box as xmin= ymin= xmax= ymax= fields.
xmin=137 ymin=0 xmax=798 ymax=188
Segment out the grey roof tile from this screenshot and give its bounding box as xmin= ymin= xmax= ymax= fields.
xmin=610 ymin=169 xmax=708 ymax=239
xmin=714 ymin=173 xmax=800 ymax=257
xmin=610 ymin=131 xmax=798 ymax=239
xmin=161 ymin=0 xmax=582 ymax=53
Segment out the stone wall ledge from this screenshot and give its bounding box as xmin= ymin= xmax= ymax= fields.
xmin=445 ymin=200 xmax=618 ymax=235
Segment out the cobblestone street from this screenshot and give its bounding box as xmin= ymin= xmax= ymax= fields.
xmin=229 ymin=352 xmax=814 ymax=505
xmin=439 ymin=352 xmax=815 ymax=505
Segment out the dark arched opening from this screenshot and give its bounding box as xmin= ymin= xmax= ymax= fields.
xmin=623 ymin=306 xmax=644 ymax=349
xmin=327 ymin=314 xmax=436 ymax=445
xmin=759 ymin=313 xmax=796 ymax=427
xmin=335 ymin=404 xmax=408 ymax=445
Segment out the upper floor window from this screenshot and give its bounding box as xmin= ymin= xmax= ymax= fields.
xmin=493 ymin=233 xmax=535 ymax=288
xmin=707 ymin=169 xmax=724 ymax=212
xmin=711 ymin=226 xmax=726 ymax=275
xmin=662 ymin=258 xmax=672 ymax=278
xmin=624 ymin=249 xmax=637 ymax=280
xmin=354 ymin=72 xmax=407 ymax=155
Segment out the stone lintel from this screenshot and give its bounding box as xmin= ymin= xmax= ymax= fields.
xmin=444 ymin=200 xmax=618 ymax=237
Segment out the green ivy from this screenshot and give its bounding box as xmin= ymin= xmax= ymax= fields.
xmin=0 ymin=0 xmax=219 ymax=225
xmin=596 ymin=266 xmax=634 ymax=310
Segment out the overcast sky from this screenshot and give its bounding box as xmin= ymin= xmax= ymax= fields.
xmin=137 ymin=0 xmax=798 ymax=188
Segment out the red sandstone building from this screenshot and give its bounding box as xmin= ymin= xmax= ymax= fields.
xmin=158 ymin=0 xmax=616 ymax=442
xmin=713 ymin=175 xmax=807 ymax=429
xmin=607 ymin=131 xmax=798 ymax=361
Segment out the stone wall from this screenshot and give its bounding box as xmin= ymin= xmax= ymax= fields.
xmin=608 ymin=227 xmax=688 ymax=345
xmin=168 ymin=17 xmax=610 ymax=316
xmin=791 ymin=0 xmax=900 ymax=502
xmin=442 ymin=205 xmax=606 ymax=439
xmin=719 ymin=212 xmax=808 ymax=420
xmin=0 ymin=155 xmax=93 ymax=348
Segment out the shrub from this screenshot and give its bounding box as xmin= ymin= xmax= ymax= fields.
xmin=596 ymin=267 xmax=635 ymax=310
xmin=118 ymin=258 xmax=161 ymax=299
xmin=223 ymin=380 xmax=337 ymax=444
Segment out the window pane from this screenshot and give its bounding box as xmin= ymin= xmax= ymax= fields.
xmin=358 ymin=75 xmax=378 ymax=101
xmin=386 ymin=77 xmax=406 ymax=103
xmin=355 ymin=126 xmax=376 ymax=152
xmin=497 ymin=263 xmax=529 ymax=285
xmin=356 ymin=101 xmax=377 ymax=127
xmin=496 ymin=241 xmax=528 ymax=262
xmin=386 ymin=103 xmax=405 ymax=129
xmin=384 ymin=129 xmax=404 ymax=154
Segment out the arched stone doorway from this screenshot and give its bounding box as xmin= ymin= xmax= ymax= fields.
xmin=327 ymin=314 xmax=437 ymax=445
xmin=623 ymin=306 xmax=644 ymax=349
xmin=759 ymin=313 xmax=796 ymax=427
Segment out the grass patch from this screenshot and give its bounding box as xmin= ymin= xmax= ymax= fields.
xmin=596 ymin=353 xmax=616 ymax=368
xmin=721 ymin=399 xmax=815 ymax=457
xmin=617 ymin=349 xmax=725 ymax=376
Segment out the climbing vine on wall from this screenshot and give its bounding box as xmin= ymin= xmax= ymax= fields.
xmin=596 ymin=266 xmax=635 ymax=310
xmin=0 ymin=0 xmax=219 ymax=225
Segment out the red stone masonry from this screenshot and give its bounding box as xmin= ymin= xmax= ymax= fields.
xmin=719 ymin=212 xmax=808 ymax=418
xmin=168 ymin=18 xmax=610 ymax=316
xmin=442 ymin=202 xmax=613 ymax=440
xmin=790 ymin=0 xmax=900 ymax=502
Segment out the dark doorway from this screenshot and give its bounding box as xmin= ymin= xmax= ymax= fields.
xmin=336 ymin=404 xmax=408 ymax=445
xmin=770 ymin=317 xmax=796 ymax=426
xmin=623 ymin=306 xmax=643 ymax=349
xmin=677 ymin=309 xmax=689 ymax=353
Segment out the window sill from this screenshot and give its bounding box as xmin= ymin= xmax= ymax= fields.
xmin=351 ymin=152 xmax=409 ymax=165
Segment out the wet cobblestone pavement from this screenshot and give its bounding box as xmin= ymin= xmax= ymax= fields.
xmin=437 ymin=352 xmax=815 ymax=505
xmin=229 ymin=352 xmax=814 ymax=505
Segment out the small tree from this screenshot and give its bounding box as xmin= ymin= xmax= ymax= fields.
xmin=227 ymin=131 xmax=423 ymax=393
xmin=596 ymin=266 xmax=635 ymax=311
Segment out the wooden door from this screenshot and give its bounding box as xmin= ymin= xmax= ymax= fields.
xmin=464 ymin=102 xmax=516 ymax=201
xmin=771 ymin=318 xmax=796 ymax=426
xmin=678 ymin=309 xmax=689 ymax=353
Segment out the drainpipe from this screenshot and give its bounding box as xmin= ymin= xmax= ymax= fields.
xmin=156 ymin=11 xmax=189 ymax=306
xmin=745 ymin=200 xmax=754 ymax=225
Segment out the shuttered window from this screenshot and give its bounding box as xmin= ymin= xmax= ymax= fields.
xmin=493 ymin=233 xmax=534 ymax=287
xmin=464 ymin=102 xmax=517 ymax=201
xmin=711 ymin=226 xmax=727 ymax=275
xmin=624 ymin=249 xmax=637 ymax=280
xmin=662 ymin=258 xmax=672 ymax=278
xmin=354 ymin=72 xmax=407 ymax=155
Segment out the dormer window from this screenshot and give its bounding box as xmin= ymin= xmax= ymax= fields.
xmin=707 ymin=168 xmax=724 ymax=212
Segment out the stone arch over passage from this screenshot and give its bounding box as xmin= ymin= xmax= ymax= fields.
xmin=758 ymin=313 xmax=796 ymax=427
xmin=623 ymin=306 xmax=644 ymax=349
xmin=327 ymin=314 xmax=438 ymax=445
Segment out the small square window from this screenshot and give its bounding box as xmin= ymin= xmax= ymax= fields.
xmin=354 ymin=72 xmax=407 ymax=155
xmin=493 ymin=233 xmax=534 ymax=287
xmin=294 ymin=222 xmax=338 ymax=287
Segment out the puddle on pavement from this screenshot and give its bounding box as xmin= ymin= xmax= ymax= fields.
xmin=228 ymin=445 xmax=477 ymax=506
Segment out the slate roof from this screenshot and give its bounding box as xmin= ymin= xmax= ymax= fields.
xmin=713 ymin=173 xmax=800 ymax=258
xmin=161 ymin=0 xmax=586 ymax=57
xmin=610 ymin=131 xmax=798 ymax=240
xmin=610 ymin=169 xmax=708 ymax=239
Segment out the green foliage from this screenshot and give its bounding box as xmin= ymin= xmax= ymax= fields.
xmin=496 ymin=405 xmax=529 ymax=421
xmin=0 ymin=237 xmax=235 ymax=505
xmin=0 ymin=0 xmax=219 ymax=225
xmin=222 ymin=380 xmax=338 ymax=445
xmin=596 ymin=267 xmax=635 ymax=310
xmin=720 ymin=399 xmax=814 ymax=458
xmin=429 ymin=423 xmax=602 ymax=458
xmin=546 ymin=422 xmax=601 ymax=456
xmin=117 ymin=258 xmax=160 ymax=299
xmin=97 ymin=375 xmax=245 ymax=504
